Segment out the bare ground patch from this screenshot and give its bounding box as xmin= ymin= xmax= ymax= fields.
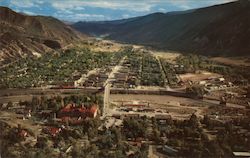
xmin=211 ymin=57 xmax=250 ymax=67
xmin=179 ymin=71 xmax=222 ymax=82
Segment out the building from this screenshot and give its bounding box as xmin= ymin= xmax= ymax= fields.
xmin=123 ymin=104 xmax=146 ymax=108
xmin=114 ymin=73 xmax=128 ymax=81
xmin=216 ymin=77 xmax=225 ymax=82
xmin=125 ymin=113 xmax=140 ymax=118
xmin=44 ymin=127 xmax=61 ymax=137
xmin=18 ymin=129 xmax=28 ymax=138
xmin=155 ymin=114 xmax=172 ymax=124
xmin=58 ymin=104 xmax=98 ymax=119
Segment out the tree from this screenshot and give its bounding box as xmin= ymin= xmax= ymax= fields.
xmin=81 ymin=144 xmax=99 ymax=158
xmin=247 ymin=87 xmax=250 ymax=98
xmin=186 ymin=85 xmax=205 ymax=98
xmin=123 ymin=118 xmax=147 ymax=139
xmin=203 ymin=115 xmax=212 ymax=128
xmin=111 ymin=127 xmax=122 ymax=144
xmin=71 ymin=142 xmax=81 ymax=158
xmin=189 ymin=113 xmax=200 ymax=128
xmin=31 ymin=96 xmax=40 ymax=111
xmin=153 ymin=129 xmax=162 ymax=143
xmin=36 ymin=137 xmax=48 ymax=149
xmin=40 ymin=96 xmax=48 ymax=110
xmin=6 ymin=101 xmax=13 ymax=109
xmin=100 ymin=135 xmax=113 ymax=149
xmin=206 ymin=140 xmax=224 ymax=157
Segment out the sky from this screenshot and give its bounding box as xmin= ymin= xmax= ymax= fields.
xmin=0 ymin=0 xmax=236 ymax=22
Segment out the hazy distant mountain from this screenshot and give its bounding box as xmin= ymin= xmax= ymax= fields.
xmin=0 ymin=7 xmax=83 ymax=64
xmin=72 ymin=0 xmax=250 ymax=56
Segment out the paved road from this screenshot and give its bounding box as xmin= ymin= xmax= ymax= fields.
xmin=103 ymin=83 xmax=111 ymax=116
xmin=102 ymin=57 xmax=126 ymax=116
xmin=148 ymin=145 xmax=159 ymax=158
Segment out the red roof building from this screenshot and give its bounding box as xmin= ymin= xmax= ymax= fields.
xmin=58 ymin=104 xmax=98 ymax=119
xmin=18 ymin=129 xmax=28 ymax=138
xmin=44 ymin=127 xmax=62 ymax=137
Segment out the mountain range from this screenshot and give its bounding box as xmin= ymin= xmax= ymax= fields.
xmin=72 ymin=0 xmax=250 ymax=56
xmin=0 ymin=7 xmax=83 ymax=65
xmin=0 ymin=0 xmax=249 ymax=65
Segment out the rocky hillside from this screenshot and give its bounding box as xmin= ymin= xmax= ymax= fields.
xmin=72 ymin=0 xmax=250 ymax=56
xmin=0 ymin=7 xmax=83 ymax=64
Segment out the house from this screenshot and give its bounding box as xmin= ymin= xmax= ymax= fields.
xmin=125 ymin=113 xmax=140 ymax=118
xmin=18 ymin=129 xmax=28 ymax=138
xmin=44 ymin=127 xmax=62 ymax=137
xmin=112 ymin=114 xmax=121 ymax=119
xmin=215 ymin=77 xmax=225 ymax=82
xmin=199 ymin=80 xmax=207 ymax=85
xmin=155 ymin=114 xmax=172 ymax=124
xmin=174 ymin=64 xmax=185 ymax=74
xmin=37 ymin=110 xmax=53 ymax=119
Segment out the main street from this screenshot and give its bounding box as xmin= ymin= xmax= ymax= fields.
xmin=102 ymin=56 xmax=126 ymax=116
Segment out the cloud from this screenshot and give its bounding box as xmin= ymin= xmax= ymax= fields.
xmin=74 ymin=6 xmax=85 ymax=10
xmin=74 ymin=13 xmax=105 ymax=19
xmin=57 ymin=10 xmax=74 ymax=14
xmin=22 ymin=10 xmax=36 ymax=15
xmin=51 ymin=0 xmax=155 ymax=12
xmin=4 ymin=0 xmax=237 ymax=21
xmin=168 ymin=0 xmax=236 ymax=10
xmin=122 ymin=14 xmax=130 ymax=19
xmin=6 ymin=0 xmax=237 ymax=12
xmin=158 ymin=8 xmax=166 ymax=12
xmin=36 ymin=1 xmax=45 ymax=4
xmin=51 ymin=2 xmax=85 ymax=11
xmin=168 ymin=0 xmax=193 ymax=10
xmin=53 ymin=12 xmax=109 ymax=21
xmin=9 ymin=0 xmax=38 ymax=8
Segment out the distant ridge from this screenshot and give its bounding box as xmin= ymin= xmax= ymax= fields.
xmin=0 ymin=7 xmax=84 ymax=64
xmin=72 ymin=0 xmax=250 ymax=56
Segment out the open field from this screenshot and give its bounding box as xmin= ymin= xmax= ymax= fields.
xmin=151 ymin=51 xmax=180 ymax=63
xmin=131 ymin=44 xmax=180 ymax=63
xmin=89 ymin=40 xmax=126 ymax=53
xmin=211 ymin=57 xmax=250 ymax=67
xmin=179 ymin=71 xmax=222 ymax=82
